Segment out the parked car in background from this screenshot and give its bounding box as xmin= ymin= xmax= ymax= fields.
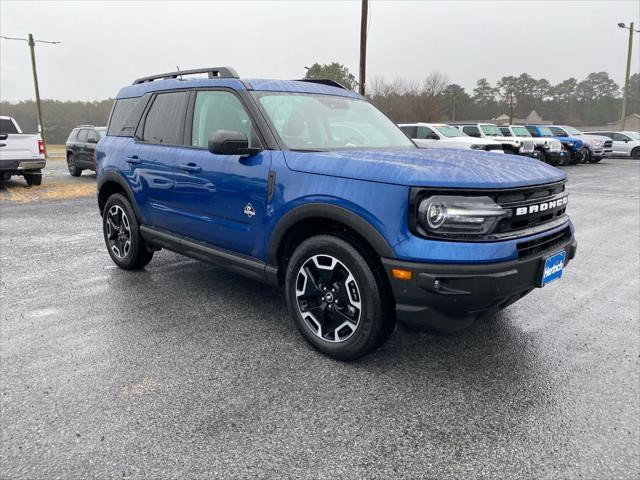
xmin=65 ymin=125 xmax=106 ymax=176
xmin=454 ymin=123 xmax=536 ymax=157
xmin=0 ymin=115 xmax=45 ymax=185
xmin=497 ymin=125 xmax=566 ymax=166
xmin=399 ymin=123 xmax=503 ymax=152
xmin=548 ymin=125 xmax=613 ymax=163
xmin=525 ymin=125 xmax=584 ymax=165
xmin=584 ymin=131 xmax=640 ymax=159
xmin=96 ymin=66 xmax=577 ymax=360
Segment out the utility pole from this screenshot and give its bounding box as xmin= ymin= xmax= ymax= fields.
xmin=359 ymin=0 xmax=368 ymax=96
xmin=618 ymin=22 xmax=639 ymax=130
xmin=0 ymin=34 xmax=60 ymax=157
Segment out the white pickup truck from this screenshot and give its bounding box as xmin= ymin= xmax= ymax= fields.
xmin=0 ymin=116 xmax=46 ymax=185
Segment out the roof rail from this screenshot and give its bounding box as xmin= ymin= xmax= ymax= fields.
xmin=77 ymin=124 xmax=95 ymax=127
xmin=298 ymin=78 xmax=347 ymax=90
xmin=133 ymin=67 xmax=239 ymax=85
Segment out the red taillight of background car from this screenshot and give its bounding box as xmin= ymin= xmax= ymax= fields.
xmin=38 ymin=139 xmax=45 ymax=155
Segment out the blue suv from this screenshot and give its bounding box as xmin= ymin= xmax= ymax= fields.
xmin=97 ymin=67 xmax=577 ymax=360
xmin=525 ymin=125 xmax=585 ymax=165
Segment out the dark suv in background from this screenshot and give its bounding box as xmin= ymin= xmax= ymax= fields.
xmin=65 ymin=125 xmax=106 ymax=176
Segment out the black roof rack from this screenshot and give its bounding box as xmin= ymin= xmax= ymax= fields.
xmin=133 ymin=67 xmax=239 ymax=85
xmin=298 ymin=78 xmax=347 ymax=90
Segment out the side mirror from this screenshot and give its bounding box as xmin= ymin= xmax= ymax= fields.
xmin=208 ymin=130 xmax=261 ymax=156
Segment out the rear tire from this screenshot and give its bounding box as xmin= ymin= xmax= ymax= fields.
xmin=102 ymin=193 xmax=154 ymax=270
xmin=24 ymin=171 xmax=42 ymax=186
xmin=285 ymin=234 xmax=394 ymax=360
xmin=67 ymin=154 xmax=82 ymax=177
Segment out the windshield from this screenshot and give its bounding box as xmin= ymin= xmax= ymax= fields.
xmin=537 ymin=126 xmax=555 ymax=137
xmin=480 ymin=125 xmax=502 ymax=136
xmin=254 ymin=92 xmax=415 ymax=151
xmin=627 ymin=131 xmax=640 ymax=140
xmin=434 ymin=125 xmax=467 ymax=138
xmin=511 ymin=126 xmax=531 ymax=137
xmin=562 ymin=126 xmax=582 ymax=135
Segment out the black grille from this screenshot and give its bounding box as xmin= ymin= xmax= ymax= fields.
xmin=517 ymin=227 xmax=571 ymax=259
xmin=495 ymin=182 xmax=567 ymax=233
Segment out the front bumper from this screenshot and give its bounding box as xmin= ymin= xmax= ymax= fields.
xmin=383 ymin=232 xmax=577 ymax=331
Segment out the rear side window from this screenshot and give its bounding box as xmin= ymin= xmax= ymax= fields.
xmin=107 ymin=98 xmax=139 ymax=136
xmin=0 ymin=118 xmax=19 ymax=134
xmin=142 ymin=92 xmax=189 ymax=145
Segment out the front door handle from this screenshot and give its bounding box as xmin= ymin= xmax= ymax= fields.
xmin=125 ymin=155 xmax=141 ymax=165
xmin=179 ymin=163 xmax=202 ymax=173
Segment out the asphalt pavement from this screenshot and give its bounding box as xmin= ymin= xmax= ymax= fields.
xmin=1 ymin=158 xmax=638 ymax=479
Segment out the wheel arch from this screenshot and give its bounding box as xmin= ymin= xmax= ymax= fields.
xmin=97 ymin=171 xmax=142 ymax=220
xmin=268 ymin=203 xmax=396 ymax=284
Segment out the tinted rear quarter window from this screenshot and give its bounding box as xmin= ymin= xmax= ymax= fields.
xmin=399 ymin=126 xmax=417 ymax=138
xmin=0 ymin=118 xmax=19 ymax=134
xmin=142 ymin=92 xmax=189 ymax=145
xmin=78 ymin=129 xmax=89 ymax=142
xmin=107 ymin=98 xmax=139 ymax=136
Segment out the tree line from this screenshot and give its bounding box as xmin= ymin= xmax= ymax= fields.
xmin=1 ymin=63 xmax=637 ymax=144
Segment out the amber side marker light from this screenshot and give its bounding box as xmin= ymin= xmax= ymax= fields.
xmin=392 ymin=269 xmax=412 ymax=281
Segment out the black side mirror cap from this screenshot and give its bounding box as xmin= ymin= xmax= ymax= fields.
xmin=208 ymin=130 xmax=261 ymax=156
xmin=87 ymin=137 xmax=98 ymax=144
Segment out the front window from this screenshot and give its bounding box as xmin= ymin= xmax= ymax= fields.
xmin=511 ymin=126 xmax=532 ymax=137
xmin=549 ymin=126 xmax=568 ymax=137
xmin=254 ymin=92 xmax=415 ymax=151
xmin=96 ymin=127 xmax=107 ymax=139
xmin=480 ymin=125 xmax=502 ymax=136
xmin=434 ymin=125 xmax=466 ymax=138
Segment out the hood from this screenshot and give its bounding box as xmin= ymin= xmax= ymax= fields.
xmin=415 ymin=137 xmax=499 ymax=146
xmin=283 ymin=148 xmax=566 ymax=189
xmin=580 ymin=134 xmax=609 ymax=145
xmin=487 ymin=135 xmax=521 ymax=145
xmin=553 ymin=136 xmax=583 ymax=149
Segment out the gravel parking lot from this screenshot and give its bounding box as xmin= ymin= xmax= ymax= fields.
xmin=1 ymin=158 xmax=638 ymax=479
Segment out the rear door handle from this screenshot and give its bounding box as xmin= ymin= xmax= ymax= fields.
xmin=179 ymin=163 xmax=202 ymax=173
xmin=125 ymin=155 xmax=141 ymax=165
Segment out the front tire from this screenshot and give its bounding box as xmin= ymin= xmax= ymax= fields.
xmin=102 ymin=193 xmax=154 ymax=270
xmin=67 ymin=154 xmax=82 ymax=177
xmin=631 ymin=147 xmax=640 ymax=159
xmin=285 ymin=235 xmax=394 ymax=360
xmin=578 ymin=147 xmax=590 ymax=164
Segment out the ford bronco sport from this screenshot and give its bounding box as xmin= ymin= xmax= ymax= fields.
xmin=97 ymin=67 xmax=577 ymax=360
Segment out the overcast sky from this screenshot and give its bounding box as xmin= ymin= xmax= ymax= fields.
xmin=1 ymin=0 xmax=639 ymax=102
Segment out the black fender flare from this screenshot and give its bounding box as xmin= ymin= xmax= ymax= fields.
xmin=96 ymin=170 xmax=143 ymax=220
xmin=266 ymin=203 xmax=396 ymax=266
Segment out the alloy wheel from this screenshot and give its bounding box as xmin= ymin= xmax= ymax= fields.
xmin=105 ymin=205 xmax=131 ymax=259
xmin=295 ymin=254 xmax=362 ymax=343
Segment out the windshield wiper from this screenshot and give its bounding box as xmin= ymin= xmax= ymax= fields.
xmin=290 ymin=148 xmax=324 ymax=153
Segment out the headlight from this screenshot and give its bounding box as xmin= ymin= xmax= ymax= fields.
xmin=591 ymin=139 xmax=603 ymax=146
xmin=417 ymin=196 xmax=507 ymax=236
xmin=470 ymin=144 xmax=485 ymax=150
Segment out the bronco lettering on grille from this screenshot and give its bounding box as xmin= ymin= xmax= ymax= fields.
xmin=515 ymin=196 xmax=568 ymax=216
